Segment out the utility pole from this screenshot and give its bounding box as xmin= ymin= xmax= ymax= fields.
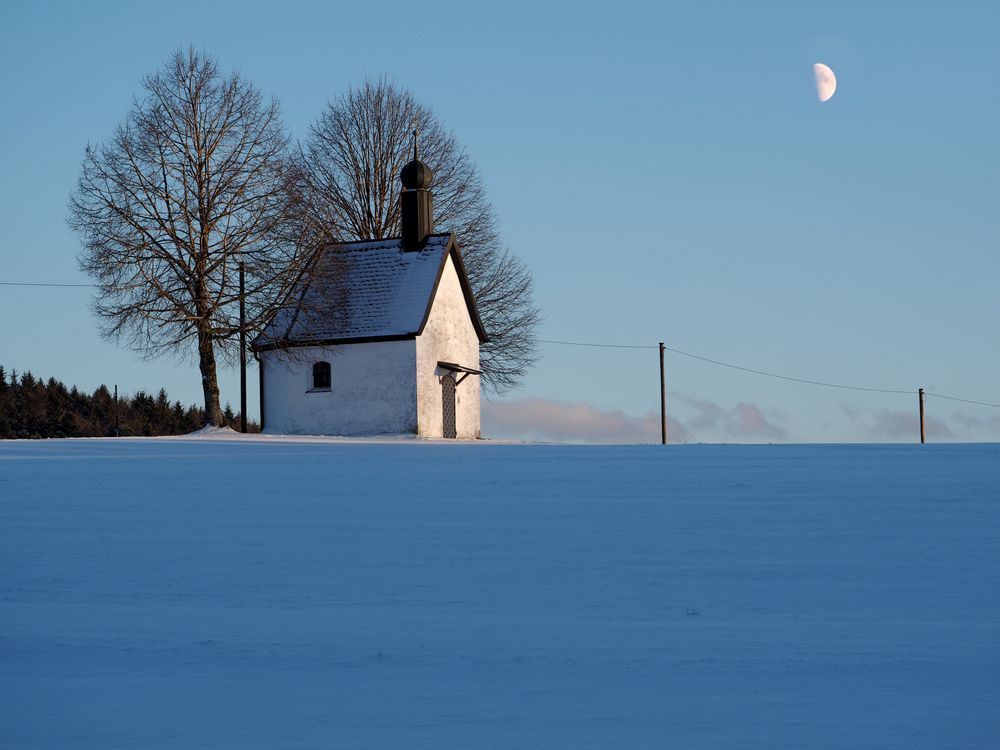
xmin=659 ymin=342 xmax=667 ymax=445
xmin=113 ymin=384 xmax=119 ymax=437
xmin=239 ymin=261 xmax=247 ymax=434
xmin=918 ymin=388 xmax=925 ymax=444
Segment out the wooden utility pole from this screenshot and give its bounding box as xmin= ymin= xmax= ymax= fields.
xmin=659 ymin=342 xmax=667 ymax=445
xmin=114 ymin=384 xmax=119 ymax=437
xmin=918 ymin=387 xmax=925 ymax=444
xmin=239 ymin=262 xmax=248 ymax=434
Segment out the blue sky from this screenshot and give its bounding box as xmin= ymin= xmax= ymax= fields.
xmin=2 ymin=0 xmax=997 ymax=442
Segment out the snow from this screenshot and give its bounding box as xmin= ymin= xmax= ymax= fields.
xmin=255 ymin=234 xmax=454 ymax=347
xmin=186 ymin=425 xmax=242 ymax=437
xmin=2 ymin=438 xmax=998 ymax=748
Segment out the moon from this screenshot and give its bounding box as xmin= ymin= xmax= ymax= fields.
xmin=813 ymin=63 xmax=837 ymax=102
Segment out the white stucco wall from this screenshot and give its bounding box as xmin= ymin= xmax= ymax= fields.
xmin=260 ymin=340 xmax=417 ymax=436
xmin=415 ymin=253 xmax=481 ymax=439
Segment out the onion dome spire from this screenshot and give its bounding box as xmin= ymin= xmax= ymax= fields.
xmin=400 ymin=127 xmax=434 ymax=251
xmin=400 ymin=128 xmax=433 ymax=190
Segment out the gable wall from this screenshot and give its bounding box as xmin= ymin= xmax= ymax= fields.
xmin=415 ymin=253 xmax=481 ymax=438
xmin=260 ymin=341 xmax=417 ymax=435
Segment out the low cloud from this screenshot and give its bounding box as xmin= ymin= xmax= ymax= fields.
xmin=843 ymin=405 xmax=955 ymax=441
xmin=483 ymin=398 xmax=683 ymax=443
xmin=950 ymin=412 xmax=1000 ymax=436
xmin=676 ymin=395 xmax=787 ymax=440
xmin=482 ymin=394 xmax=999 ymax=444
xmin=842 ymin=404 xmax=1000 ymax=442
xmin=483 ymin=395 xmax=786 ymax=444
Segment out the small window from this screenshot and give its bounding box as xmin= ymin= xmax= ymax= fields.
xmin=312 ymin=361 xmax=331 ymax=390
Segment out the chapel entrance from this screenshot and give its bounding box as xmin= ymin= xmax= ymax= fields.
xmin=441 ymin=373 xmax=457 ymax=438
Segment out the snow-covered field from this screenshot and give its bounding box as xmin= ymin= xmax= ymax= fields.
xmin=2 ymin=436 xmax=998 ymax=748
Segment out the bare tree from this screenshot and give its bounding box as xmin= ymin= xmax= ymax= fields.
xmin=69 ymin=49 xmax=308 ymax=426
xmin=296 ymin=77 xmax=540 ymax=393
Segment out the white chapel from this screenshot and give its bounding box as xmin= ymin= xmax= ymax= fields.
xmin=252 ymin=148 xmax=487 ymax=438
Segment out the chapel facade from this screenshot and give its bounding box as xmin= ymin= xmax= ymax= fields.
xmin=251 ymin=147 xmax=486 ymax=438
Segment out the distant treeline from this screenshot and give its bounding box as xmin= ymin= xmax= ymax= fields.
xmin=0 ymin=365 xmax=257 ymax=439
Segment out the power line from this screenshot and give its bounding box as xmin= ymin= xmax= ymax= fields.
xmin=658 ymin=343 xmax=915 ymax=395
xmin=0 ymin=281 xmax=96 ymax=288
xmin=542 ymin=336 xmax=1000 ymax=410
xmin=925 ymin=392 xmax=1000 ymax=409
xmin=539 ymin=337 xmax=914 ymax=394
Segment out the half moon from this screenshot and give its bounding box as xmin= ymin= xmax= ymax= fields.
xmin=813 ymin=63 xmax=837 ymax=102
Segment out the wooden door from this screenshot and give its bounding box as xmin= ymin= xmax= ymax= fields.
xmin=441 ymin=374 xmax=457 ymax=439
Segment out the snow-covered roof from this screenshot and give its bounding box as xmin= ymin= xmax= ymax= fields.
xmin=253 ymin=233 xmax=486 ymax=350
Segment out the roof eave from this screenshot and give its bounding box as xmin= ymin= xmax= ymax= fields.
xmin=253 ymin=332 xmax=418 ymax=352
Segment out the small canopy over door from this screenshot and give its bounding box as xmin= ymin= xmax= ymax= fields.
xmin=437 ymin=362 xmax=480 ymax=439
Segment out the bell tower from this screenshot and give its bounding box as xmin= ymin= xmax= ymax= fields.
xmin=400 ymin=129 xmax=434 ymax=251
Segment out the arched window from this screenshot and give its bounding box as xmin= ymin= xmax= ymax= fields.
xmin=312 ymin=361 xmax=331 ymax=390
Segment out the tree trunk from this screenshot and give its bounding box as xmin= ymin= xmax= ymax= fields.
xmin=197 ymin=326 xmax=225 ymax=427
